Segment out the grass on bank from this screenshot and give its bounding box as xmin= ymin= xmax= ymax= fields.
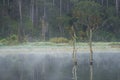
xmin=0 ymin=41 xmax=120 ymax=47
xmin=0 ymin=36 xmax=120 ymax=48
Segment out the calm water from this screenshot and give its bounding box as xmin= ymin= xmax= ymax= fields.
xmin=0 ymin=52 xmax=120 ymax=80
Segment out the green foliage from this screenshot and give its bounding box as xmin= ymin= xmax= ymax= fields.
xmin=0 ymin=0 xmax=120 ymax=42
xmin=0 ymin=35 xmax=19 ymax=46
xmin=0 ymin=39 xmax=9 ymax=46
xmin=93 ymin=30 xmax=117 ymax=41
xmin=50 ymin=37 xmax=69 ymax=43
xmin=106 ymin=6 xmax=116 ymax=17
xmin=73 ymin=1 xmax=103 ymax=28
xmin=9 ymin=35 xmax=18 ymax=41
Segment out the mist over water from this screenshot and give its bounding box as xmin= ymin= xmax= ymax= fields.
xmin=0 ymin=52 xmax=120 ymax=80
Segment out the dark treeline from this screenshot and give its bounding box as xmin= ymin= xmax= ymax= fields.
xmin=0 ymin=0 xmax=120 ymax=42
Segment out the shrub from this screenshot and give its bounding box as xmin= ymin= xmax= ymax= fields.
xmin=9 ymin=34 xmax=18 ymax=41
xmin=0 ymin=34 xmax=19 ymax=45
xmin=50 ymin=37 xmax=69 ymax=43
xmin=7 ymin=35 xmax=18 ymax=45
xmin=0 ymin=39 xmax=8 ymax=45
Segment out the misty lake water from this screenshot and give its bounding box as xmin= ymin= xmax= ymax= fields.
xmin=0 ymin=46 xmax=120 ymax=80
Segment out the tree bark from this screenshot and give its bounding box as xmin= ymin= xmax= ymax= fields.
xmin=31 ymin=0 xmax=34 ymax=24
xmin=89 ymin=28 xmax=93 ymax=80
xmin=72 ymin=26 xmax=77 ymax=80
xmin=41 ymin=0 xmax=48 ymax=41
xmin=3 ymin=0 xmax=5 ymax=6
xmin=106 ymin=0 xmax=108 ymax=8
xmin=101 ymin=0 xmax=104 ymax=6
xmin=116 ymin=0 xmax=119 ymax=16
xmin=8 ymin=0 xmax=9 ymax=6
xmin=53 ymin=0 xmax=55 ymax=6
xmin=18 ymin=0 xmax=24 ymax=42
xmin=67 ymin=0 xmax=70 ymax=13
xmin=60 ymin=0 xmax=62 ymax=16
xmin=58 ymin=0 xmax=64 ymax=37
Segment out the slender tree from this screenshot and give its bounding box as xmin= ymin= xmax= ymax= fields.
xmin=41 ymin=0 xmax=48 ymax=41
xmin=53 ymin=0 xmax=55 ymax=6
xmin=73 ymin=1 xmax=102 ymax=80
xmin=18 ymin=0 xmax=25 ymax=42
xmin=31 ymin=0 xmax=34 ymax=24
xmin=106 ymin=0 xmax=108 ymax=8
xmin=7 ymin=0 xmax=9 ymax=6
xmin=116 ymin=0 xmax=119 ymax=16
xmin=101 ymin=0 xmax=104 ymax=6
xmin=71 ymin=26 xmax=77 ymax=80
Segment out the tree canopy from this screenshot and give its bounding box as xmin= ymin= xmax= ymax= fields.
xmin=0 ymin=0 xmax=120 ymax=42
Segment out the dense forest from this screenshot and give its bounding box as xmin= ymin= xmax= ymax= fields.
xmin=0 ymin=0 xmax=120 ymax=43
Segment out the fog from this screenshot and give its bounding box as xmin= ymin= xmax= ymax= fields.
xmin=0 ymin=49 xmax=120 ymax=80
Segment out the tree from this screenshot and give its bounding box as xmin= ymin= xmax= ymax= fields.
xmin=31 ymin=0 xmax=34 ymax=24
xmin=58 ymin=0 xmax=64 ymax=37
xmin=73 ymin=1 xmax=102 ymax=80
xmin=116 ymin=0 xmax=119 ymax=16
xmin=18 ymin=0 xmax=25 ymax=42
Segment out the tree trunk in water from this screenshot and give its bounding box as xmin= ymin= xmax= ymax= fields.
xmin=18 ymin=0 xmax=24 ymax=42
xmin=72 ymin=26 xmax=77 ymax=80
xmin=89 ymin=29 xmax=93 ymax=80
xmin=116 ymin=0 xmax=119 ymax=16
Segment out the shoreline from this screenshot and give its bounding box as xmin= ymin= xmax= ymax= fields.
xmin=0 ymin=45 xmax=120 ymax=55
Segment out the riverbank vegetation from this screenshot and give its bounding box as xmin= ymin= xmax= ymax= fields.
xmin=0 ymin=0 xmax=120 ymax=44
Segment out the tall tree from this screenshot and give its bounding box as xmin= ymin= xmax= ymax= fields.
xmin=31 ymin=0 xmax=34 ymax=24
xmin=41 ymin=0 xmax=48 ymax=41
xmin=106 ymin=0 xmax=108 ymax=7
xmin=18 ymin=0 xmax=24 ymax=42
xmin=58 ymin=0 xmax=64 ymax=37
xmin=73 ymin=1 xmax=102 ymax=80
xmin=116 ymin=0 xmax=119 ymax=16
xmin=53 ymin=0 xmax=55 ymax=6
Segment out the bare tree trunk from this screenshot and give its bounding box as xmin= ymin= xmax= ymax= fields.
xmin=89 ymin=29 xmax=93 ymax=80
xmin=18 ymin=0 xmax=24 ymax=42
xmin=106 ymin=0 xmax=108 ymax=8
xmin=32 ymin=0 xmax=38 ymax=28
xmin=71 ymin=26 xmax=77 ymax=80
xmin=41 ymin=18 xmax=48 ymax=41
xmin=67 ymin=0 xmax=70 ymax=13
xmin=41 ymin=0 xmax=48 ymax=41
xmin=30 ymin=0 xmax=34 ymax=37
xmin=58 ymin=0 xmax=64 ymax=37
xmin=8 ymin=0 xmax=9 ymax=6
xmin=44 ymin=0 xmax=46 ymax=17
xmin=20 ymin=72 xmax=23 ymax=80
xmin=116 ymin=0 xmax=119 ymax=16
xmin=60 ymin=0 xmax=62 ymax=16
xmin=53 ymin=0 xmax=55 ymax=6
xmin=101 ymin=0 xmax=104 ymax=6
xmin=31 ymin=0 xmax=34 ymax=24
xmin=3 ymin=0 xmax=5 ymax=6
